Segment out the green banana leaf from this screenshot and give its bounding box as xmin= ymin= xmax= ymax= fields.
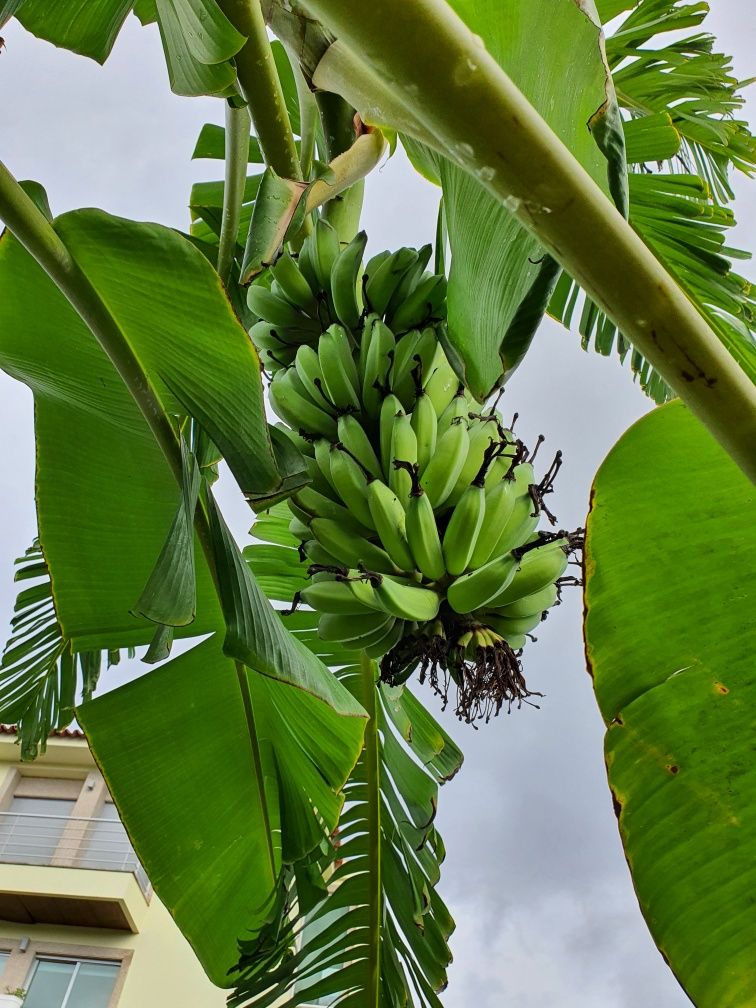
xmin=584 ymin=400 xmax=756 ymax=1006
xmin=404 ymin=0 xmax=621 ymax=399
xmin=0 ymin=210 xmax=300 ymax=651
xmin=77 ymin=633 xmax=365 ymax=987
xmin=549 ymin=0 xmax=756 ymax=401
xmin=152 ymin=0 xmax=242 ymax=98
xmin=0 ymin=541 xmax=131 ymax=760
xmin=231 ymin=506 xmax=463 ymax=1006
xmin=9 ymin=0 xmax=133 ymax=61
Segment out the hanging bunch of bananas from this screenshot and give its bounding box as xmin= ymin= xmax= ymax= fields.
xmin=249 ymin=220 xmax=582 ymax=724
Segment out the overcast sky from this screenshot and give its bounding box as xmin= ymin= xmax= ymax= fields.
xmin=1 ymin=6 xmax=754 ymax=1005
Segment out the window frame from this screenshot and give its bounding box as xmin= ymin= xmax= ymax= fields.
xmin=0 ymin=940 xmax=132 ymax=1008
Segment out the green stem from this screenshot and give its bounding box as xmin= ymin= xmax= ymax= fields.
xmin=360 ymin=650 xmax=381 ymax=1007
xmin=217 ymin=101 xmax=252 ymax=284
xmin=217 ymin=0 xmax=302 ymax=180
xmin=292 ymin=59 xmax=317 ymax=180
xmin=0 ymin=161 xmax=219 ymax=579
xmin=316 ymin=91 xmax=364 ymax=242
xmin=305 ymin=0 xmax=756 ymax=484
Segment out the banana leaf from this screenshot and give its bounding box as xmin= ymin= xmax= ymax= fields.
xmin=584 ymin=400 xmax=756 ymax=1004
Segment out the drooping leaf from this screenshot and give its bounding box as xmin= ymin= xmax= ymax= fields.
xmin=0 ymin=209 xmax=298 ymax=649
xmin=584 ymin=400 xmax=756 ymax=1005
xmin=153 ymin=0 xmax=240 ymax=97
xmin=0 ymin=540 xmax=125 ymax=760
xmin=12 ymin=0 xmax=133 ymax=62
xmin=132 ymin=438 xmax=201 ymax=628
xmin=78 ymin=633 xmax=365 ymax=987
xmin=205 ymin=491 xmax=364 ymax=716
xmin=167 ymin=0 xmax=245 ymax=65
xmin=192 ymin=123 xmax=265 ymax=163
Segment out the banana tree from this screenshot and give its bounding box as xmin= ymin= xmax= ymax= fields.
xmin=0 ymin=1 xmax=754 ymax=1006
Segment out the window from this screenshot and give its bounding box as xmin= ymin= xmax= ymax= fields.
xmin=24 ymin=957 xmax=119 ymax=1008
xmin=0 ymin=950 xmax=9 ymax=973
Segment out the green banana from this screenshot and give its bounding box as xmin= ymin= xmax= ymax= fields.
xmin=295 ymin=344 xmax=334 ymax=413
xmin=364 ymin=247 xmax=418 ymax=316
xmin=488 ymin=541 xmax=569 ymax=608
xmin=310 ymin=518 xmax=398 ymax=574
xmin=389 ymin=273 xmax=447 ymax=332
xmin=496 ymin=582 xmax=558 ymax=619
xmin=391 ymin=327 xmax=438 ymax=407
xmin=296 ymin=232 xmax=320 ymax=295
xmin=291 ymin=485 xmax=369 ymax=533
xmin=268 ymin=369 xmax=337 ymax=439
xmin=330 ymin=230 xmax=367 ymax=329
xmin=468 ymin=477 xmax=518 ymax=568
xmin=303 ymin=455 xmax=338 ymax=501
xmin=366 ymin=479 xmax=415 ymax=572
xmin=249 ymin=320 xmax=308 ymax=353
xmin=318 ymin=326 xmax=361 ymax=411
xmin=446 ymin=553 xmax=519 ymax=614
xmin=271 ymin=250 xmax=319 ymax=314
xmin=337 ymin=414 xmax=382 ymax=478
xmin=436 ymin=389 xmax=471 ymax=438
xmin=388 ymin=411 xmax=418 ymax=503
xmin=443 ymin=482 xmax=486 ymax=576
xmin=317 ymin=610 xmax=393 ymax=644
xmin=364 ymin=617 xmax=406 ymax=658
xmin=311 ymin=218 xmax=341 ymax=295
xmin=420 ymin=419 xmax=470 ymax=507
xmin=444 ymin=419 xmax=497 ymax=508
xmin=487 ymin=464 xmax=539 ymax=558
xmin=423 ymin=341 xmax=459 ymax=416
xmin=301 ymin=539 xmax=342 ymax=567
xmin=288 ymin=516 xmax=311 ymax=541
xmin=410 ymin=389 xmax=438 ymax=473
xmin=313 ymin=438 xmax=339 ymax=496
xmin=360 ymin=318 xmax=396 ymax=420
xmin=329 ymin=445 xmax=376 ymax=530
xmin=390 ymin=329 xmax=422 ymax=401
xmin=247 ymin=285 xmax=320 ymax=334
xmin=299 ymin=580 xmax=372 ymax=615
xmin=405 ymin=481 xmax=446 ymax=581
xmin=384 ymin=243 xmax=432 ymax=320
xmin=371 ymin=573 xmax=441 ymax=621
xmin=379 ymin=394 xmax=405 ymax=478
xmin=484 ymin=612 xmax=542 ymax=638
xmin=346 ymin=573 xmax=384 ymax=612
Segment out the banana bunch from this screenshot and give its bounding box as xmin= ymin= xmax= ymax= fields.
xmin=250 ymin=226 xmax=582 ymax=724
xmin=248 ymin=219 xmax=446 ymax=374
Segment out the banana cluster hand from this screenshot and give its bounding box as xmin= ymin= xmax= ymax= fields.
xmin=250 ymin=230 xmax=582 ymax=724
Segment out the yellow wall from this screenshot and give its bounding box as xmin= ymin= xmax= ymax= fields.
xmin=0 ymin=734 xmax=227 ymax=1007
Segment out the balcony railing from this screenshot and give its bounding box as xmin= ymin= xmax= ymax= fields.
xmin=0 ymin=811 xmax=151 ymax=895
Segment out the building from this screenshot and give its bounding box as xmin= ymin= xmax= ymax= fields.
xmin=0 ymin=726 xmax=227 ymax=1007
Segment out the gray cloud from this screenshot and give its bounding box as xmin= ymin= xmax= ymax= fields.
xmin=1 ymin=4 xmax=753 ymax=1004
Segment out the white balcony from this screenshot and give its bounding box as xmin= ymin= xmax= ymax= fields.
xmin=0 ymin=811 xmax=150 ymax=932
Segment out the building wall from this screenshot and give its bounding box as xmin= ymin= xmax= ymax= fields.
xmin=0 ymin=733 xmax=228 ymax=1007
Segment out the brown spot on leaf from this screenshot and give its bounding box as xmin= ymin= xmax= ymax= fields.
xmin=681 ymin=370 xmax=694 ymax=382
xmin=715 ymin=683 xmax=729 ymax=695
xmin=666 ymin=764 xmax=679 ymax=775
